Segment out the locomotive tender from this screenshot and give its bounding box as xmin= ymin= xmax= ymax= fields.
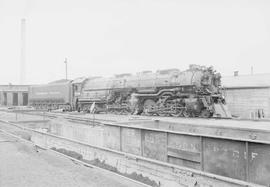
xmin=28 ymin=64 xmax=231 ymax=118
xmin=28 ymin=79 xmax=73 ymax=110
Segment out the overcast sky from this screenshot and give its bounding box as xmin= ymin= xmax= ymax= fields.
xmin=0 ymin=0 xmax=269 ymax=84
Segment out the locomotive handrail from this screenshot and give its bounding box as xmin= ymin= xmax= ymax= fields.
xmin=132 ymin=88 xmax=178 ymax=97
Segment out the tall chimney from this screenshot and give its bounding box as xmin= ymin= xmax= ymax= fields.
xmin=20 ymin=18 xmax=26 ymax=84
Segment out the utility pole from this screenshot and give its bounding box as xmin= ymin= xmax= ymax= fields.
xmin=64 ymin=58 xmax=68 ymax=80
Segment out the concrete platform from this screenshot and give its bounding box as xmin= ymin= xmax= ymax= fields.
xmin=0 ymin=132 xmax=146 ymax=187
xmin=0 ymin=114 xmax=266 ymax=187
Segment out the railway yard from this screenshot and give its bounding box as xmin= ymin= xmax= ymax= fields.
xmin=0 ymin=108 xmax=269 ymax=187
xmin=1 ymin=0 xmax=269 ymax=186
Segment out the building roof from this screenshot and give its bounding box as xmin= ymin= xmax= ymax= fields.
xmin=72 ymin=77 xmax=87 ymax=84
xmin=48 ymin=79 xmax=71 ymax=84
xmin=222 ymin=73 xmax=270 ymax=88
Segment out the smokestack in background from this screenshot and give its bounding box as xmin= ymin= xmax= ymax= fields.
xmin=20 ymin=18 xmax=26 ymax=85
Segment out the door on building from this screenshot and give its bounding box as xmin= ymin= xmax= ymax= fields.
xmin=22 ymin=93 xmax=28 ymax=106
xmin=13 ymin=93 xmax=18 ymax=106
xmin=3 ymin=92 xmax=7 ymax=106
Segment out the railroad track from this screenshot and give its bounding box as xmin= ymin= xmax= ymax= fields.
xmin=6 ymin=110 xmax=152 ymax=125
xmin=3 ymin=105 xmax=270 ymax=123
xmin=8 ymin=109 xmax=270 ymax=126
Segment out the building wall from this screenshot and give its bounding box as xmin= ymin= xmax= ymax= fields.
xmin=0 ymin=92 xmax=3 ymax=105
xmin=7 ymin=92 xmax=13 ymax=106
xmin=19 ymin=93 xmax=22 ymax=106
xmin=0 ymin=85 xmax=29 ymax=106
xmin=225 ymin=88 xmax=270 ymax=119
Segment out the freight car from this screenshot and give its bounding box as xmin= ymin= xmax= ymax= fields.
xmin=28 ymin=79 xmax=73 ymax=111
xmin=76 ymin=65 xmax=231 ymax=118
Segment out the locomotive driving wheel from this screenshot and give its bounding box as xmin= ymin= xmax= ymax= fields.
xmin=182 ymin=109 xmax=190 ymax=118
xmin=170 ymin=112 xmax=182 ymax=117
xmin=162 ymin=96 xmax=184 ymax=117
xmin=143 ymin=99 xmax=157 ymax=115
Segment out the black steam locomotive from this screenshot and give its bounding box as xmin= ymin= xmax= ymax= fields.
xmin=29 ymin=65 xmax=231 ymax=118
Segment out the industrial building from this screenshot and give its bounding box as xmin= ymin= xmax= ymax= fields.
xmin=222 ymin=73 xmax=270 ymax=119
xmin=0 ymin=85 xmax=29 ymax=106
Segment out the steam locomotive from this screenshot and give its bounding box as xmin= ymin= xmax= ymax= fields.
xmin=29 ymin=65 xmax=231 ymax=118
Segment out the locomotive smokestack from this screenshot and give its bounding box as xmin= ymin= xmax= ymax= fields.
xmin=20 ymin=18 xmax=26 ymax=84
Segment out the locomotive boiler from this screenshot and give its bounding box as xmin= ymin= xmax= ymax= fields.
xmin=76 ymin=65 xmax=231 ymax=118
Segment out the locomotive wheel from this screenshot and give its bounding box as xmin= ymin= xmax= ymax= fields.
xmin=182 ymin=110 xmax=190 ymax=118
xmin=171 ymin=111 xmax=182 ymax=117
xmin=143 ymin=99 xmax=156 ymax=115
xmin=200 ymin=109 xmax=211 ymax=118
xmin=157 ymin=111 xmax=168 ymax=117
xmin=163 ymin=96 xmax=183 ymax=117
xmin=121 ymin=109 xmax=129 ymax=115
